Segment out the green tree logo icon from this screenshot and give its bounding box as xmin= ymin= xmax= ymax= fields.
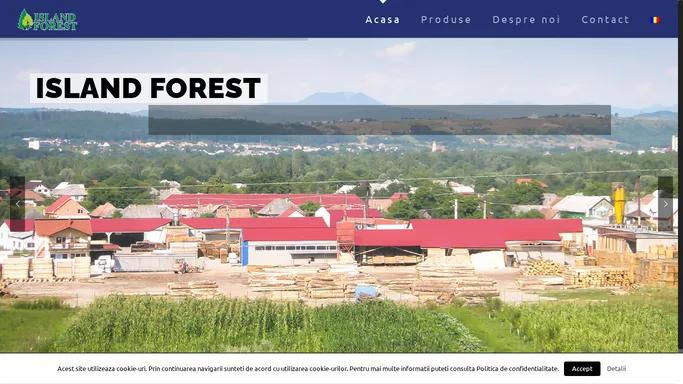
xmin=17 ymin=9 xmax=33 ymax=30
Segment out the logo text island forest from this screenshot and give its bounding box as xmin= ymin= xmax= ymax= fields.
xmin=17 ymin=9 xmax=77 ymax=31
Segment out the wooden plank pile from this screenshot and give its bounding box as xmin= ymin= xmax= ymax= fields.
xmin=248 ymin=264 xmax=318 ymax=300
xmin=564 ymin=266 xmax=632 ymax=288
xmin=516 ymin=276 xmax=565 ymax=291
xmin=594 ymin=245 xmax=678 ymax=287
xmin=248 ymin=264 xmax=377 ymax=300
xmin=574 ymin=255 xmax=596 ymax=267
xmin=1 ymin=257 xmax=30 ymax=280
xmin=637 ymin=259 xmax=679 ymax=287
xmin=167 ymin=280 xmax=219 ymax=297
xmin=32 ymin=258 xmax=54 ymax=280
xmin=130 ymin=241 xmax=163 ymax=253
xmin=381 ymin=278 xmax=414 ymax=293
xmin=73 ymin=257 xmax=91 ymax=280
xmin=523 ymin=259 xmax=566 ymax=276
xmin=53 ymin=259 xmax=74 ymax=280
xmin=412 ymin=265 xmax=498 ymax=304
xmin=367 ymin=255 xmax=419 ymax=265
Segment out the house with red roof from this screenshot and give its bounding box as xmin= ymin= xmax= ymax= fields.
xmin=44 ymin=196 xmax=90 ymax=219
xmin=33 ymin=219 xmax=92 ymax=259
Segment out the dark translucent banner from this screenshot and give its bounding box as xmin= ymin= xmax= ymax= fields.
xmin=148 ymin=105 xmax=611 ymax=135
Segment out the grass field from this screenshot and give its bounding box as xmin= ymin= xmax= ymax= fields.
xmin=0 ymin=288 xmax=677 ymax=353
xmin=490 ymin=288 xmax=678 ymax=352
xmin=0 ymin=298 xmax=77 ymax=352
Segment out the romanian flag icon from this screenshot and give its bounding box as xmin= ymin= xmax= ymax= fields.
xmin=651 ymin=16 xmax=661 ymax=24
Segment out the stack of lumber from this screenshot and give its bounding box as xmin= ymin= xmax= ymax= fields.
xmin=168 ymin=240 xmax=200 ymax=256
xmin=130 ymin=241 xmax=164 ymax=253
xmin=523 ymin=259 xmax=566 ymax=276
xmin=32 ymin=258 xmax=54 ymax=280
xmin=73 ymin=257 xmax=91 ymax=279
xmin=199 ymin=240 xmax=238 ymax=260
xmin=382 ymin=278 xmax=415 ymax=292
xmin=248 ymin=265 xmax=318 ymax=300
xmin=247 ymin=264 xmax=377 ymax=300
xmin=167 ymin=280 xmax=219 ymax=297
xmin=564 ymin=266 xmax=631 ymax=288
xmin=1 ymin=257 xmax=30 ymax=280
xmin=516 ymin=276 xmax=565 ymax=291
xmin=53 ymin=259 xmax=74 ymax=280
xmin=594 ymin=246 xmax=678 ymax=287
xmin=367 ymin=255 xmax=419 ymax=265
xmin=638 ymin=259 xmax=679 ymax=287
xmin=412 ymin=265 xmax=498 ymax=303
xmin=574 ymin=256 xmax=596 ymax=267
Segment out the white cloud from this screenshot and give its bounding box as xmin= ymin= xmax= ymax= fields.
xmin=376 ymin=41 xmax=416 ymax=58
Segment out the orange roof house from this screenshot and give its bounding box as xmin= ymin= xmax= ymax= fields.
xmin=90 ymin=202 xmax=117 ymax=218
xmin=44 ymin=196 xmax=90 ymax=219
xmin=34 ymin=219 xmax=93 ymax=237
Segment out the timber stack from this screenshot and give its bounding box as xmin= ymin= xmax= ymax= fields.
xmin=564 ymin=266 xmax=632 ymax=288
xmin=247 ymin=264 xmax=377 ymax=300
xmin=167 ymin=280 xmax=219 ymax=297
xmin=412 ymin=265 xmax=498 ymax=304
xmin=523 ymin=259 xmax=566 ymax=276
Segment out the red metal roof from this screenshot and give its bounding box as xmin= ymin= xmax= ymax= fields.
xmin=180 ymin=217 xmax=328 ymax=230
xmin=91 ymin=218 xmax=172 ymax=233
xmin=242 ymin=227 xmax=337 ymax=242
xmin=162 ymin=193 xmax=364 ymax=209
xmin=410 ymin=218 xmax=582 ymax=249
xmin=44 ymin=196 xmax=74 ymax=214
xmin=34 ymin=219 xmax=92 ymax=236
xmin=355 ymin=229 xmax=422 ymax=247
xmin=3 ymin=219 xmax=35 ymax=232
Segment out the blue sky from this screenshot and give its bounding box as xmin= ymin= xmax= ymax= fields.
xmin=0 ymin=38 xmax=677 ymax=111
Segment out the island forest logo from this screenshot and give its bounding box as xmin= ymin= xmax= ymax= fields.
xmin=17 ymin=9 xmax=78 ymax=31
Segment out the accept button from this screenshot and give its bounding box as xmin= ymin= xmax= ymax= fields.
xmin=564 ymin=361 xmax=600 ymax=376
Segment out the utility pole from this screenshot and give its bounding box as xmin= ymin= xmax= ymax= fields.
xmin=453 ymin=198 xmax=458 ymax=219
xmin=482 ymin=200 xmax=487 ymax=219
xmin=635 ymin=176 xmax=641 ymax=227
xmin=225 ymin=202 xmax=230 ymax=256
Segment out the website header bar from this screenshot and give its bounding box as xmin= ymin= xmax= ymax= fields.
xmin=0 ymin=0 xmax=678 ymax=38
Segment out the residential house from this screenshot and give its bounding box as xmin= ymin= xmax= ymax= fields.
xmin=44 ymin=196 xmax=90 ymax=219
xmin=257 ymin=198 xmax=301 ymax=217
xmin=0 ymin=219 xmax=35 ymax=253
xmin=34 ymin=219 xmax=92 ymax=259
xmin=551 ymin=195 xmax=612 ymax=220
xmin=369 ymin=192 xmax=408 ymax=212
xmin=120 ymin=204 xmax=174 ymax=219
xmin=448 ymin=182 xmax=475 ymax=195
xmin=25 ymin=180 xmax=51 ymax=196
xmin=278 ymin=206 xmax=305 ymax=218
xmin=90 ymin=202 xmax=117 ymax=218
xmin=10 ymin=189 xmax=45 ymax=207
xmin=51 ymin=182 xmax=88 ymax=201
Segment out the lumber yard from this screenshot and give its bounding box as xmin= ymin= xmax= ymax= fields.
xmin=0 ymin=189 xmax=677 ymax=306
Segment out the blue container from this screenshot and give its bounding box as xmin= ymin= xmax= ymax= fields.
xmin=355 ymin=284 xmax=379 ymax=302
xmin=241 ymin=241 xmax=249 ymax=266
